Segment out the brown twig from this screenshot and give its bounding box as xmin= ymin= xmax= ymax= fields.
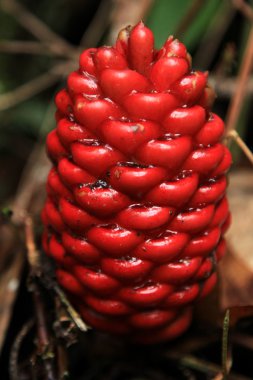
xmin=222 ymin=310 xmax=232 ymax=379
xmin=0 ymin=248 xmax=24 ymax=354
xmin=227 ymin=130 xmax=253 ymax=165
xmin=80 ymin=0 xmax=112 ymax=47
xmin=178 ymin=355 xmax=247 ymax=380
xmin=25 ymin=216 xmax=88 ymax=333
xmin=1 ymin=0 xmax=76 ymax=56
xmin=25 ymin=216 xmax=40 ymax=270
xmin=53 ymin=285 xmax=89 ymax=333
xmin=25 ymin=216 xmax=57 ymax=380
xmin=232 ymin=0 xmax=253 ymax=22
xmin=32 ymin=288 xmax=57 ymax=380
xmin=108 ymin=0 xmax=154 ymax=44
xmin=0 ymin=71 xmax=59 ymax=112
xmin=0 ymin=41 xmax=54 ymax=56
xmin=225 ymin=25 xmax=253 ymax=135
xmin=209 ymin=75 xmax=253 ymax=96
xmin=9 ymin=319 xmax=34 ymax=380
xmin=0 ymin=60 xmax=76 ymax=112
xmin=0 ymin=40 xmax=75 ymax=57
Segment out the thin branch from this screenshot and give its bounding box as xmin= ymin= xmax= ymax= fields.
xmin=209 ymin=75 xmax=253 ymax=97
xmin=227 ymin=130 xmax=253 ymax=165
xmin=232 ymin=0 xmax=253 ymax=22
xmin=53 ymin=285 xmax=89 ymax=333
xmin=0 ymin=71 xmax=59 ymax=112
xmin=178 ymin=355 xmax=245 ymax=380
xmin=0 ymin=40 xmax=75 ymax=57
xmin=222 ymin=310 xmax=231 ymax=379
xmin=25 ymin=216 xmax=89 ymax=333
xmin=32 ymin=288 xmax=57 ymax=380
xmin=80 ymin=0 xmax=112 ymax=47
xmin=25 ymin=216 xmax=57 ymax=380
xmin=25 ymin=216 xmax=40 ymax=270
xmin=11 ymin=108 xmax=54 ymax=224
xmin=1 ymin=0 xmax=76 ymax=56
xmin=0 ymin=249 xmax=24 ymax=354
xmin=108 ymin=0 xmax=155 ymax=44
xmin=0 ymin=60 xmax=75 ymax=112
xmin=225 ymin=25 xmax=253 ymax=135
xmin=0 ymin=41 xmax=52 ymax=56
xmin=9 ymin=319 xmax=34 ymax=380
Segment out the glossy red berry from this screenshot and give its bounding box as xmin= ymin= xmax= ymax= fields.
xmin=42 ymin=22 xmax=231 ymax=344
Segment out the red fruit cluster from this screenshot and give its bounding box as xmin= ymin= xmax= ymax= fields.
xmin=42 ymin=22 xmax=231 ymax=344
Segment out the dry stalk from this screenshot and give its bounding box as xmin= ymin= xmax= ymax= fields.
xmin=224 ymin=20 xmax=253 ymax=164
xmin=225 ymin=25 xmax=253 ymax=135
xmin=80 ymin=0 xmax=112 ymax=47
xmin=232 ymin=0 xmax=253 ymax=21
xmin=0 ymin=60 xmax=76 ymax=112
xmin=25 ymin=216 xmax=57 ymax=380
xmin=227 ymin=130 xmax=253 ymax=165
xmin=0 ymin=41 xmax=61 ymax=56
xmin=0 ymin=71 xmax=60 ymax=112
xmin=108 ymin=0 xmax=154 ymax=44
xmin=25 ymin=216 xmax=88 ymax=333
xmin=9 ymin=319 xmax=34 ymax=380
xmin=1 ymin=0 xmax=76 ymax=56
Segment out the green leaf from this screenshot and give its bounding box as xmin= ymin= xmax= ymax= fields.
xmin=146 ymin=0 xmax=222 ymax=52
xmin=146 ymin=0 xmax=193 ymax=48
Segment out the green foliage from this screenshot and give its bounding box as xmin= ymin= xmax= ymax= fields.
xmin=146 ymin=0 xmax=192 ymax=47
xmin=147 ymin=0 xmax=221 ymax=51
xmin=6 ymin=99 xmax=49 ymax=138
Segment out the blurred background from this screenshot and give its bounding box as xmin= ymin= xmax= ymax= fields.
xmin=0 ymin=0 xmax=253 ymax=379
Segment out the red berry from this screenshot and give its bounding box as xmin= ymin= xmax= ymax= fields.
xmin=79 ymin=48 xmax=97 ymax=75
xmin=42 ymin=22 xmax=231 ymax=343
xmin=129 ymin=21 xmax=154 ymax=75
xmin=123 ymin=92 xmax=180 ymax=121
xmin=150 ymin=57 xmax=189 ymax=91
xmin=171 ymin=71 xmax=207 ymax=104
xmin=100 ymin=69 xmax=150 ymax=102
xmin=94 ymin=47 xmax=127 ymax=72
xmin=67 ymin=71 xmax=101 ymax=96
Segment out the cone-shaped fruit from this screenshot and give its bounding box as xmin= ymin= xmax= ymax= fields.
xmin=42 ymin=22 xmax=231 ymax=344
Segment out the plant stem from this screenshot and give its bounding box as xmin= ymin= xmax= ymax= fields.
xmin=225 ymin=25 xmax=253 ymax=136
xmin=222 ymin=309 xmax=231 ymax=379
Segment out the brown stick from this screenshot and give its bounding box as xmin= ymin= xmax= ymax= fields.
xmin=25 ymin=216 xmax=88 ymax=333
xmin=0 ymin=60 xmax=75 ymax=112
xmin=227 ymin=130 xmax=253 ymax=165
xmin=108 ymin=0 xmax=155 ymax=44
xmin=232 ymin=0 xmax=253 ymax=21
xmin=53 ymin=284 xmax=89 ymax=333
xmin=9 ymin=319 xmax=34 ymax=380
xmin=0 ymin=41 xmax=52 ymax=55
xmin=0 ymin=40 xmax=74 ymax=57
xmin=225 ymin=25 xmax=253 ymax=135
xmin=32 ymin=289 xmax=57 ymax=380
xmin=25 ymin=217 xmax=57 ymax=380
xmin=25 ymin=216 xmax=40 ymax=270
xmin=1 ymin=0 xmax=75 ymax=56
xmin=0 ymin=71 xmax=59 ymax=112
xmin=80 ymin=0 xmax=112 ymax=47
xmin=209 ymin=75 xmax=253 ymax=97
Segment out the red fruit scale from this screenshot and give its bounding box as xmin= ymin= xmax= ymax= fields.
xmin=42 ymin=22 xmax=231 ymax=344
